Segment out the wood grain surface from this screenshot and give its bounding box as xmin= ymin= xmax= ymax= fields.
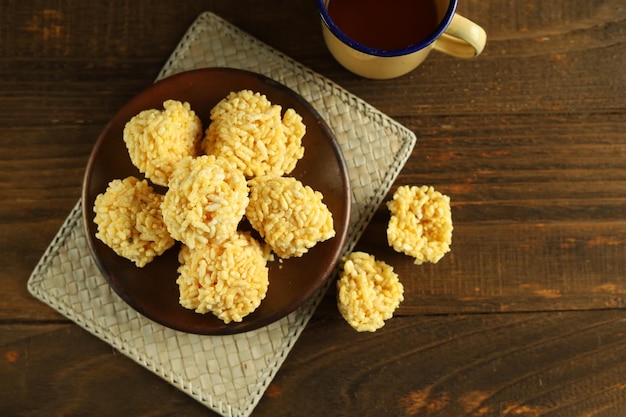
xmin=1 ymin=0 xmax=625 ymax=415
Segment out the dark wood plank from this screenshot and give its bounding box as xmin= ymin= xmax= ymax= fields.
xmin=260 ymin=309 xmax=626 ymax=417
xmin=3 ymin=310 xmax=626 ymax=416
xmin=0 ymin=324 xmax=209 ymax=416
xmin=350 ymin=113 xmax=626 ymax=313
xmin=1 ymin=0 xmax=625 ymax=415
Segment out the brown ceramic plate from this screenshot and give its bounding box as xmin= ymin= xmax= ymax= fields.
xmin=82 ymin=68 xmax=351 ymax=335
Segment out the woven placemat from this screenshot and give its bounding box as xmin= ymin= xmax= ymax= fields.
xmin=27 ymin=12 xmax=416 ymax=417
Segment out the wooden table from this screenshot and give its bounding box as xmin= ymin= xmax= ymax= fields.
xmin=2 ymin=1 xmax=625 ymax=415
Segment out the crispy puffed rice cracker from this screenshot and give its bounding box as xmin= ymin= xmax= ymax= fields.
xmin=246 ymin=175 xmax=335 ymax=258
xmin=337 ymin=252 xmax=404 ymax=332
xmin=161 ymin=155 xmax=249 ymax=249
xmin=176 ymin=232 xmax=269 ymax=324
xmin=386 ymin=185 xmax=453 ymax=264
xmin=93 ymin=176 xmax=174 ymax=267
xmin=123 ymin=99 xmax=202 ymax=187
xmin=202 ymin=90 xmax=305 ymax=177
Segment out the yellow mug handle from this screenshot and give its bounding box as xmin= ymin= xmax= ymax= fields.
xmin=434 ymin=14 xmax=487 ymax=58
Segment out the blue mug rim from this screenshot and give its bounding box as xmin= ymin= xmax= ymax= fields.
xmin=316 ymin=0 xmax=457 ymax=57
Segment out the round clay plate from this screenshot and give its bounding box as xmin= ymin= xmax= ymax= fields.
xmin=82 ymin=68 xmax=351 ymax=335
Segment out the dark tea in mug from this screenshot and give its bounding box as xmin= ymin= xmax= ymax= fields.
xmin=327 ymin=0 xmax=439 ymax=50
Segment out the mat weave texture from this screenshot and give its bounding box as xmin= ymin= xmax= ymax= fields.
xmin=27 ymin=12 xmax=416 ymax=417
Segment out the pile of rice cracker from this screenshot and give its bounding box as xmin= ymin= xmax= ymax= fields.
xmin=336 ymin=185 xmax=453 ymax=332
xmin=93 ymin=90 xmax=335 ymax=324
xmin=93 ymin=89 xmax=454 ymax=331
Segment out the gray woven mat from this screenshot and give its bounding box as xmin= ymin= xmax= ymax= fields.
xmin=27 ymin=12 xmax=416 ymax=417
